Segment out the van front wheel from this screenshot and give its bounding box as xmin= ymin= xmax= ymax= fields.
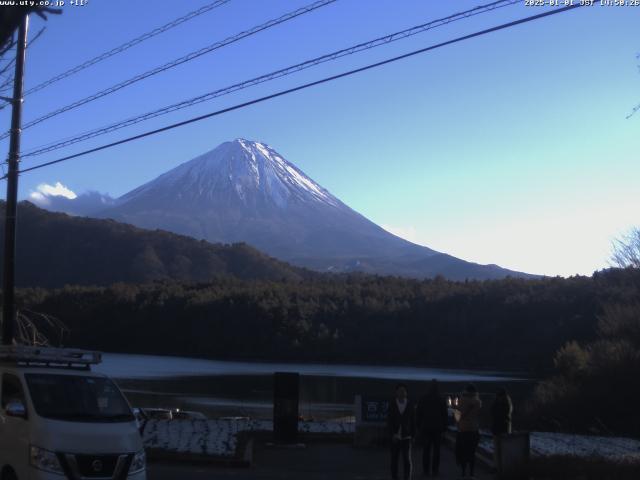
xmin=1 ymin=468 xmax=17 ymax=480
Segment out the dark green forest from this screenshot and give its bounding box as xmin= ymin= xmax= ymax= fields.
xmin=0 ymin=202 xmax=308 ymax=287
xmin=16 ymin=268 xmax=639 ymax=374
xmin=525 ymin=230 xmax=640 ymax=436
xmin=529 ymin=281 xmax=640 ymax=436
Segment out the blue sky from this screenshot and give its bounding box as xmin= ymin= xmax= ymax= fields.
xmin=1 ymin=0 xmax=638 ymax=277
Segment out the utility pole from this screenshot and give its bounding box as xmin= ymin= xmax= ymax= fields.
xmin=2 ymin=15 xmax=29 ymax=345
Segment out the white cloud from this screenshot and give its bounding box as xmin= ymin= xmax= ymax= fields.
xmin=28 ymin=191 xmax=49 ymax=205
xmin=29 ymin=182 xmax=77 ymax=206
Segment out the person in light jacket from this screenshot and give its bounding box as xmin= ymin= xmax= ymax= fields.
xmin=387 ymin=383 xmax=416 ymax=480
xmin=454 ymin=383 xmax=482 ymax=478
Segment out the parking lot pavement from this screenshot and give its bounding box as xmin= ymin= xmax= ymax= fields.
xmin=148 ymin=441 xmax=493 ymax=480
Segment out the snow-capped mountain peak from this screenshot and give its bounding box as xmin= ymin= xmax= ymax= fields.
xmin=119 ymin=138 xmax=340 ymax=209
xmin=230 ymin=138 xmax=339 ymax=207
xmin=89 ymin=139 xmax=534 ymax=280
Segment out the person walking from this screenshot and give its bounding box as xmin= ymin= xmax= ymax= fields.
xmin=491 ymin=388 xmax=513 ymax=436
xmin=490 ymin=388 xmax=513 ymax=473
xmin=454 ymin=383 xmax=482 ymax=479
xmin=416 ymin=379 xmax=448 ymax=477
xmin=388 ymin=383 xmax=416 ymax=480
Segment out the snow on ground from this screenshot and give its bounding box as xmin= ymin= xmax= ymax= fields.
xmin=146 ymin=417 xmax=640 ymax=463
xmin=143 ymin=419 xmax=239 ymax=457
xmin=477 ymin=430 xmax=640 ymax=463
xmin=530 ymin=432 xmax=640 ymax=462
xmin=299 ymin=420 xmax=356 ymax=435
xmin=143 ymin=418 xmax=355 ymax=458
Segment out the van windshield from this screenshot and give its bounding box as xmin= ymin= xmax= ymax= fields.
xmin=25 ymin=374 xmax=134 ymax=423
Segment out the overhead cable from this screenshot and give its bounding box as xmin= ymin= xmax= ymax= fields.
xmin=23 ymin=0 xmax=234 ymax=97
xmin=0 ymin=0 xmax=338 ymax=140
xmin=22 ymin=0 xmax=519 ymax=158
xmin=12 ymin=3 xmax=583 ymax=178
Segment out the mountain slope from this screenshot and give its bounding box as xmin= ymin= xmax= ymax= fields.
xmin=94 ymin=139 xmax=532 ymax=280
xmin=0 ymin=201 xmax=306 ymax=288
xmin=30 ymin=190 xmax=115 ymax=216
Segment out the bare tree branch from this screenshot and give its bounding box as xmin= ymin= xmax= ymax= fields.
xmin=0 ymin=35 xmax=14 ymax=58
xmin=0 ymin=7 xmax=61 ymax=55
xmin=15 ymin=308 xmax=68 ymax=347
xmin=0 ymin=56 xmax=16 ymax=77
xmin=610 ymin=227 xmax=640 ymax=269
xmin=0 ymin=26 xmax=46 ymax=107
xmin=0 ymin=26 xmax=44 ymax=76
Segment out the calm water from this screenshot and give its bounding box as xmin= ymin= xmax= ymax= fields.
xmin=96 ymin=353 xmax=522 ymax=382
xmin=97 ymin=354 xmax=529 ymax=420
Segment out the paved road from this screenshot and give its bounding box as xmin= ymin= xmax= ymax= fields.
xmin=149 ymin=441 xmax=492 ymax=480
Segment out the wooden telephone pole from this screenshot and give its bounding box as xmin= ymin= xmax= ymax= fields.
xmin=2 ymin=14 xmax=29 ymax=345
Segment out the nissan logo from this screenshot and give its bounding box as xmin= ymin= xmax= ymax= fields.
xmin=91 ymin=460 xmax=103 ymax=472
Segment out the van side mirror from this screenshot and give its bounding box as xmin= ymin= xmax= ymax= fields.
xmin=5 ymin=400 xmax=27 ymax=419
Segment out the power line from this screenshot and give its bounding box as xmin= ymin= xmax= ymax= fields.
xmin=21 ymin=0 xmax=520 ymax=158
xmin=0 ymin=0 xmax=337 ymax=140
xmin=13 ymin=3 xmax=583 ymax=179
xmin=0 ymin=27 xmax=47 ymax=105
xmin=22 ymin=0 xmax=233 ymax=97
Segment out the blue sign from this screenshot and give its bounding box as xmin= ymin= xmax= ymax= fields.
xmin=361 ymin=397 xmax=390 ymax=423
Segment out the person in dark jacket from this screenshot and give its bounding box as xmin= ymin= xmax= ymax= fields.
xmin=490 ymin=388 xmax=513 ymax=473
xmin=387 ymin=383 xmax=416 ymax=480
xmin=416 ymin=379 xmax=448 ymax=477
xmin=454 ymin=383 xmax=482 ymax=478
xmin=490 ymin=388 xmax=513 ymax=436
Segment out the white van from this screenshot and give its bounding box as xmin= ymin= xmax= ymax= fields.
xmin=0 ymin=346 xmax=145 ymax=480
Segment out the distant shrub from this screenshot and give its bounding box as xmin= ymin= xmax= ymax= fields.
xmin=528 ymin=303 xmax=640 ymax=436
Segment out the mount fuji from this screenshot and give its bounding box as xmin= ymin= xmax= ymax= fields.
xmin=86 ymin=139 xmax=531 ymax=280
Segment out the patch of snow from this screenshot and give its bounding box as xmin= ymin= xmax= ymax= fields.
xmin=284 ymin=164 xmax=329 ymax=200
xmin=235 ymin=183 xmax=245 ymax=201
xmin=116 ymin=138 xmax=344 ymax=210
xmin=254 ymin=142 xmax=271 ymax=159
xmin=529 ymin=432 xmax=640 ymax=461
xmin=476 ymin=431 xmax=640 ymax=463
xmin=143 ymin=419 xmax=238 ymax=457
xmin=142 ymin=418 xmax=355 ymax=458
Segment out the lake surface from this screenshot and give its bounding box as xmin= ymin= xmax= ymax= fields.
xmin=96 ymin=353 xmax=522 ymax=382
xmin=98 ymin=354 xmax=530 ymax=420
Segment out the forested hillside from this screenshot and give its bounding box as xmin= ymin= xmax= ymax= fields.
xmin=17 ymin=269 xmax=638 ymax=373
xmin=6 ymin=202 xmax=640 ymax=435
xmin=0 ymin=201 xmax=307 ymax=287
xmin=528 ymin=264 xmax=640 ymax=436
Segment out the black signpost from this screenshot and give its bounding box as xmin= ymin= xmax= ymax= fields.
xmin=273 ymin=372 xmax=299 ymax=444
xmin=354 ymin=395 xmax=390 ymax=446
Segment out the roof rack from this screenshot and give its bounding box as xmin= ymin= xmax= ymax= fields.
xmin=0 ymin=345 xmax=102 ymax=369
